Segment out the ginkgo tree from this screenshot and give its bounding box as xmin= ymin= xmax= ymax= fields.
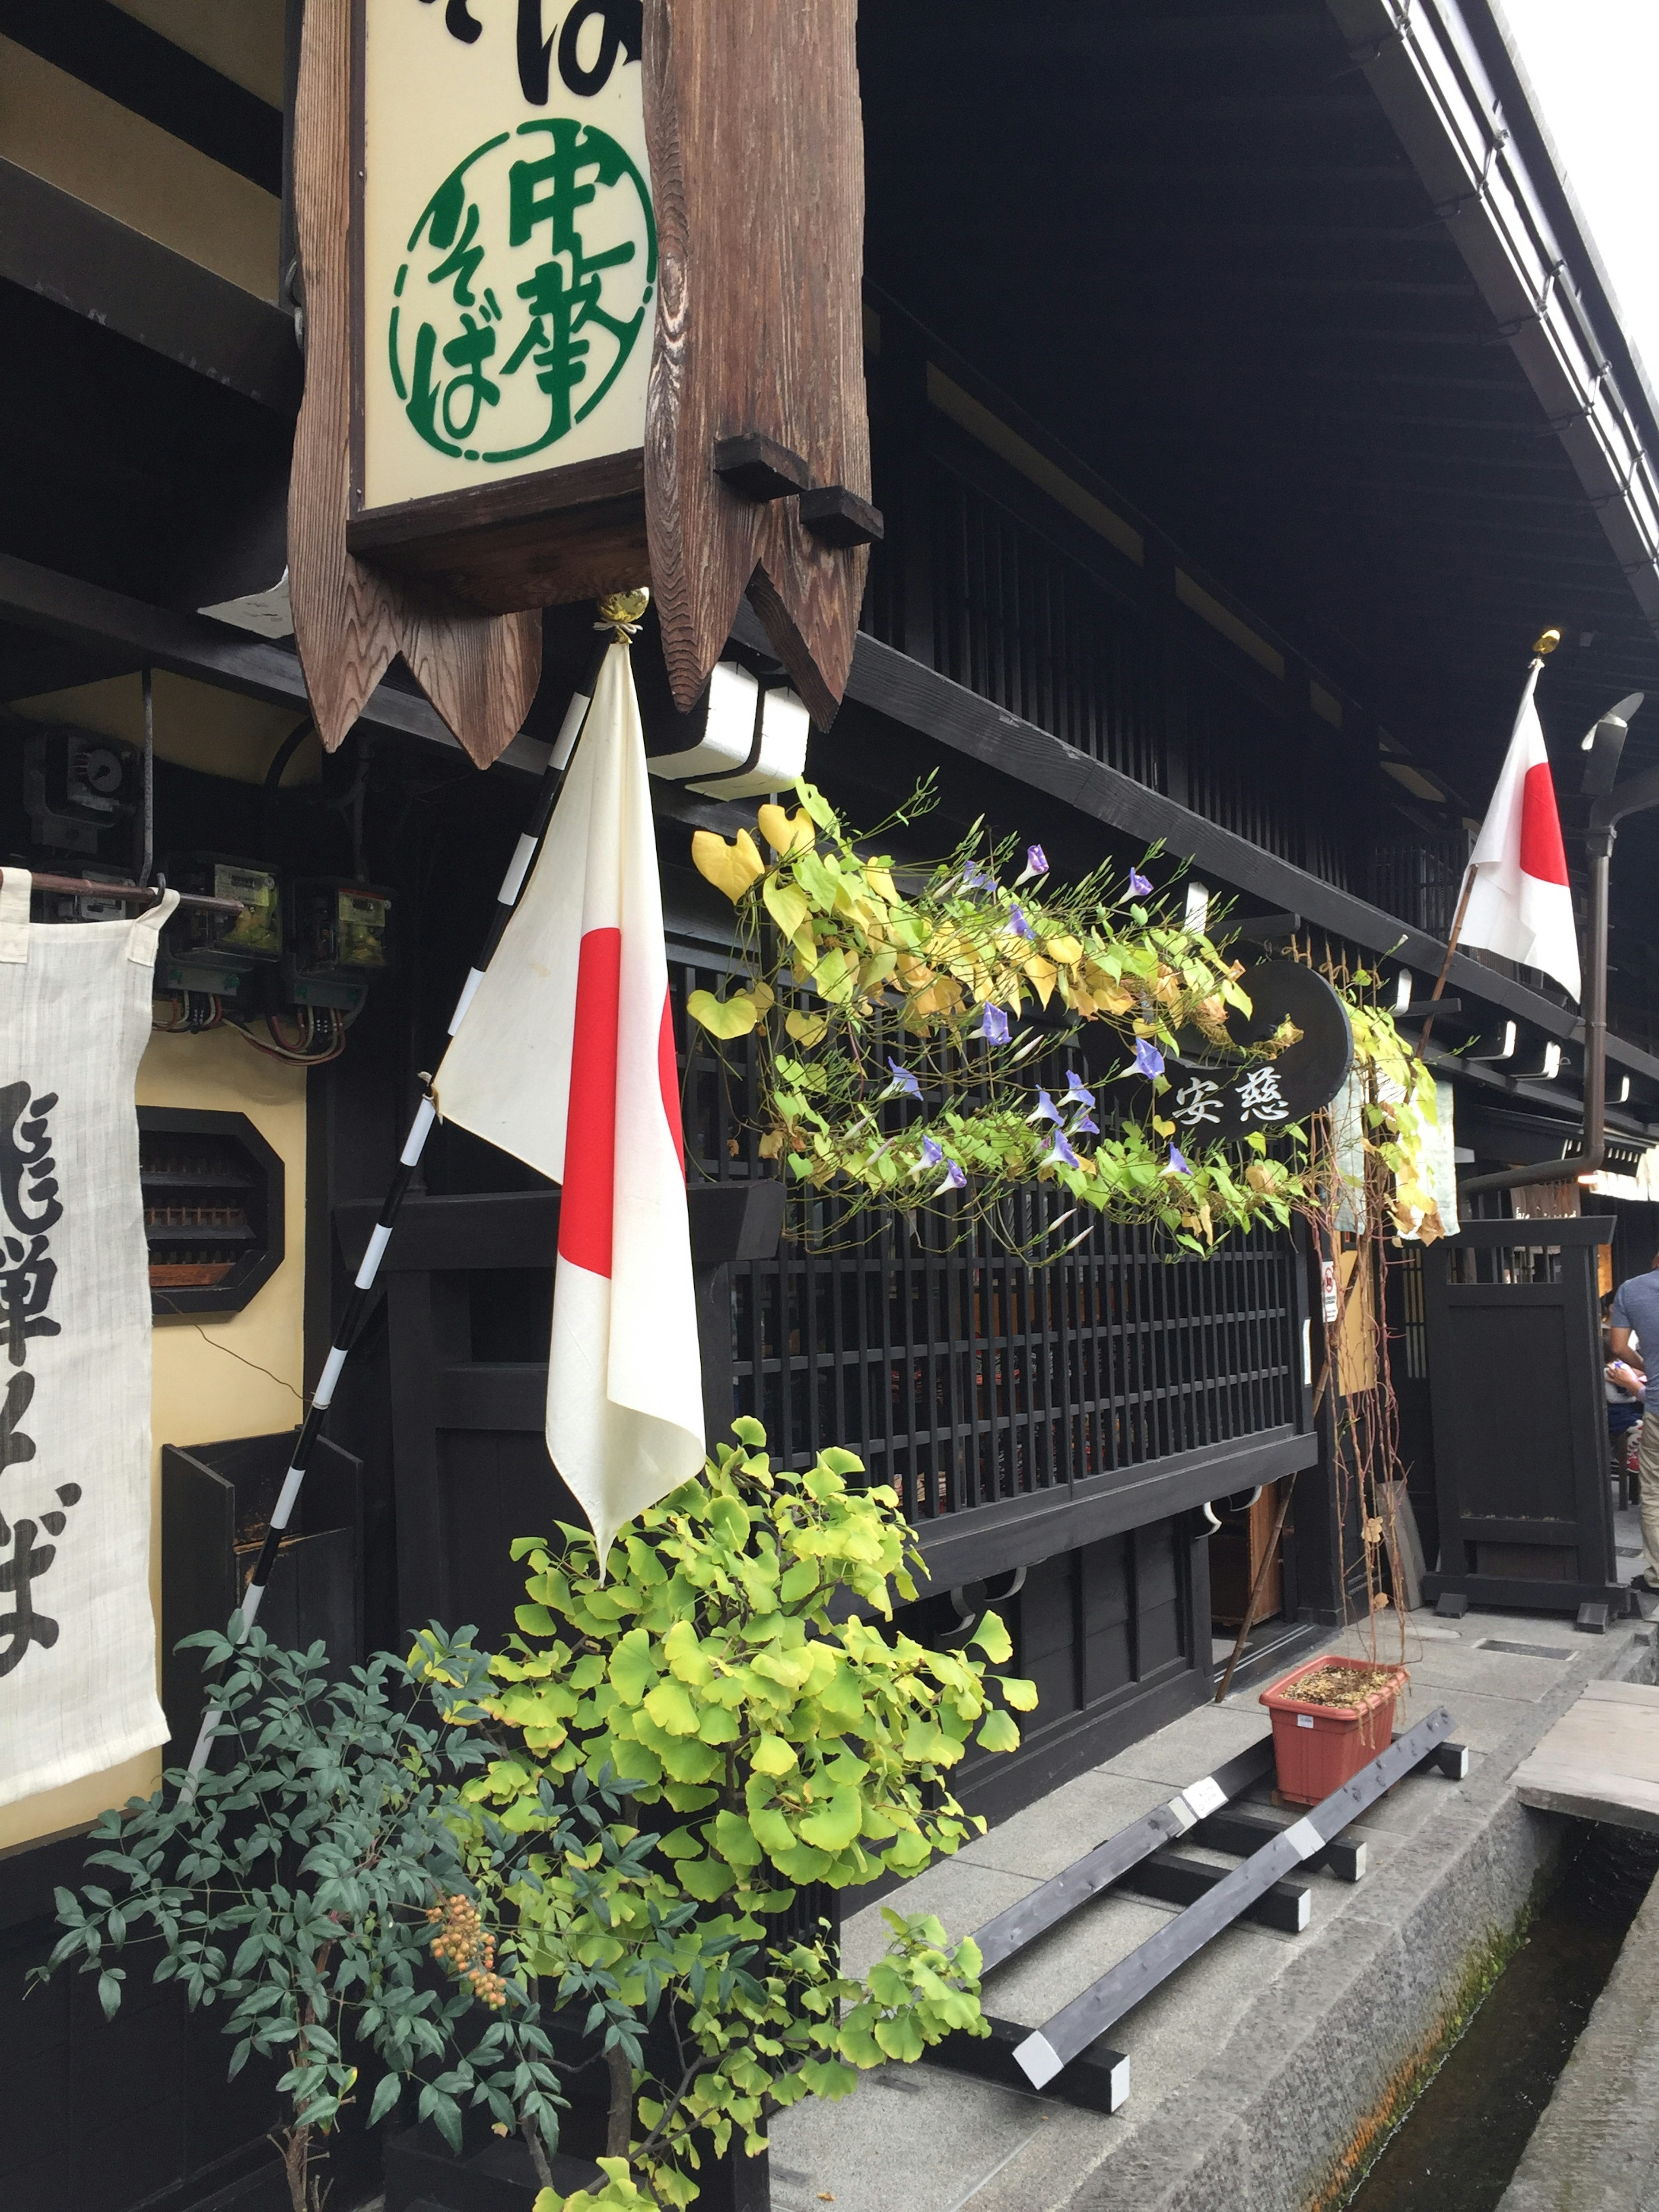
xmin=417 ymin=1418 xmax=1036 ymax=2212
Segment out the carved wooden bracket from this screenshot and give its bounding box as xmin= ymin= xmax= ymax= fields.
xmin=644 ymin=0 xmax=872 ymax=728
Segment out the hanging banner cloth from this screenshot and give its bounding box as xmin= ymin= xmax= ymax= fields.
xmin=433 ymin=642 xmax=705 ymax=1562
xmin=0 ymin=871 xmax=176 ymax=1809
xmin=1457 ymin=662 xmax=1581 ymax=1001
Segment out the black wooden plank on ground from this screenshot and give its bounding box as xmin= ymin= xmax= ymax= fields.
xmin=968 ymin=1734 xmax=1275 ymax=1975
xmin=1015 ymin=1707 xmax=1454 ymax=2085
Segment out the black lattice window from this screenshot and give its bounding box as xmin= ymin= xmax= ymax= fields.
xmin=674 ymin=951 xmax=1302 ymax=1529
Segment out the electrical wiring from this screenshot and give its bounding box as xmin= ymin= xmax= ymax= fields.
xmin=152 ymin=992 xmax=225 ymax=1034
xmin=227 ymin=1003 xmax=349 ymax=1065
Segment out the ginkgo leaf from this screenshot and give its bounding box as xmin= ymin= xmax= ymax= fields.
xmin=798 ymin=1786 xmax=862 ymax=1852
xmin=976 ymin=1709 xmax=1020 ymax=1754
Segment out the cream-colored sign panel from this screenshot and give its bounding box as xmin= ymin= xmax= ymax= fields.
xmin=362 ymin=0 xmax=653 ymax=512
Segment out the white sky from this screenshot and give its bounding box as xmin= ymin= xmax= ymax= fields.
xmin=1499 ymin=1 xmax=1659 ymax=393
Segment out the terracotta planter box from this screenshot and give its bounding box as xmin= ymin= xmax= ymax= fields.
xmin=1260 ymin=1656 xmax=1407 ymax=1805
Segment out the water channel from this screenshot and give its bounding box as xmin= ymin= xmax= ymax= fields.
xmin=1344 ymin=1824 xmax=1659 ymax=2210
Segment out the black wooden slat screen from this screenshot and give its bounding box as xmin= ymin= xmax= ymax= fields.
xmin=861 ymin=442 xmax=1161 ymax=790
xmin=677 ymin=957 xmax=1300 ymax=1531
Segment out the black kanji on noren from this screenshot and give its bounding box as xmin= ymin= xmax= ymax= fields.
xmin=0 ymin=1516 xmax=60 ymax=1677
xmin=0 ymin=1081 xmax=62 ymax=1236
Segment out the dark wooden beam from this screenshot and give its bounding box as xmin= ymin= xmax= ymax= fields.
xmin=0 ymin=549 xmax=550 ymax=765
xmin=0 ymin=159 xmax=299 ymax=413
xmin=0 ymin=0 xmax=282 ymax=192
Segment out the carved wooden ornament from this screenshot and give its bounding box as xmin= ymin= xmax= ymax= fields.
xmin=289 ymin=0 xmax=873 ymax=760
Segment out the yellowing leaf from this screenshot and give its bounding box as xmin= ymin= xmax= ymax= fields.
xmin=713 ymin=1809 xmax=764 ymax=1866
xmin=814 ymin=949 xmax=855 ymax=1004
xmin=757 ymin=802 xmax=816 ymax=857
xmin=748 ymin=1804 xmax=796 ymax=1856
xmin=969 ymin=1611 xmax=1013 ymax=1664
xmin=763 ymin=878 xmax=812 ymax=941
xmin=687 ymin=989 xmax=760 ymax=1040
xmin=677 ymin=1855 xmax=733 ymax=1901
xmin=999 ymin=1676 xmax=1039 ymax=1712
xmin=691 ymin=827 xmax=766 ymax=903
xmin=751 ymin=1735 xmax=799 ymax=1775
xmin=785 ymin=1011 xmax=828 ymax=1047
xmin=643 ymin=1680 xmax=700 ymax=1736
xmin=798 ymin=1784 xmax=863 ymax=1852
xmin=1044 ymin=934 xmax=1083 ymax=964
xmin=976 ymin=1709 xmax=1020 ymax=1754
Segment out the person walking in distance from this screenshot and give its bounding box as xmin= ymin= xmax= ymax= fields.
xmin=1609 ymin=1252 xmax=1659 ymax=1593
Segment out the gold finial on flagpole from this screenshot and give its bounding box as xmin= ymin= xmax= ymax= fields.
xmin=597 ymin=588 xmax=650 ymax=642
xmin=1533 ymin=626 xmax=1563 ymax=655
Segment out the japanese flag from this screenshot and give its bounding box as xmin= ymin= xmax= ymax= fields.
xmin=432 ymin=642 xmax=705 ymax=1561
xmin=1456 ymin=663 xmax=1581 ymax=1001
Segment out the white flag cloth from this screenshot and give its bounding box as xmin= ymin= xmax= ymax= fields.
xmin=433 ymin=643 xmax=705 ymax=1560
xmin=1457 ymin=664 xmax=1581 ymax=1000
xmin=0 ymin=872 xmax=176 ymax=1810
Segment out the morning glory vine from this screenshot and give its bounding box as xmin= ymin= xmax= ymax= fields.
xmin=685 ymin=779 xmax=1437 ymax=1256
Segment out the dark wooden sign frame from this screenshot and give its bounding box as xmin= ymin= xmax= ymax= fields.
xmin=289 ymin=0 xmax=877 ymax=763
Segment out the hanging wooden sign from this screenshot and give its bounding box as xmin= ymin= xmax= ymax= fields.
xmin=349 ymin=0 xmax=657 ymax=611
xmin=289 ymin=0 xmax=874 ymax=763
xmin=1165 ymin=961 xmax=1355 ymax=1145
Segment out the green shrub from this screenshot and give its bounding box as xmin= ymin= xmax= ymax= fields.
xmin=416 ymin=1418 xmax=1035 ymax=2208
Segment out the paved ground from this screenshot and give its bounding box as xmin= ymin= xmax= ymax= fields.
xmin=769 ymin=1509 xmax=1657 ymax=2212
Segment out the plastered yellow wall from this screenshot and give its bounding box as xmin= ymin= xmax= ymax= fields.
xmin=0 ymin=1030 xmax=307 ymax=1851
xmin=0 ymin=34 xmax=281 ymax=300
xmin=13 ymin=671 xmax=322 ymax=788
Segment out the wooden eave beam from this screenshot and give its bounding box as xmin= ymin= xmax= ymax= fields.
xmin=0 ymin=550 xmax=544 ymax=772
xmin=729 ymin=602 xmax=1659 ymax=1088
xmin=0 ymin=158 xmax=299 ymax=414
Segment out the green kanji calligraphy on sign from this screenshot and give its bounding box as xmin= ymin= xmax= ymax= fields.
xmin=389 ymin=116 xmax=655 ymax=467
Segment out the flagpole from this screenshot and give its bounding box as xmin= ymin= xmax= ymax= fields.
xmin=182 ymin=596 xmax=644 ymax=1787
xmin=1416 ymin=629 xmax=1559 ymax=1055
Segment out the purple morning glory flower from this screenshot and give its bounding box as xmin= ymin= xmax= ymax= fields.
xmin=1009 ymin=905 xmax=1035 ymax=941
xmin=934 ymin=1157 xmax=968 ymax=1195
xmin=1046 ymin=1128 xmax=1082 ymax=1170
xmin=961 ymin=859 xmax=998 ymax=894
xmin=1168 ymin=1142 xmax=1192 ymax=1175
xmin=885 ymin=1057 xmax=921 ymax=1100
xmin=1061 ymin=1069 xmax=1094 ymax=1110
xmin=1132 ymin=1036 xmax=1165 ymax=1080
xmin=1128 ymin=867 xmax=1153 ymax=899
xmin=1070 ymin=1110 xmax=1100 ymax=1137
xmin=979 ymin=1004 xmax=1011 ymax=1046
xmin=1015 ymin=843 xmax=1050 ymax=885
xmin=919 ymin=1135 xmax=944 ymax=1167
xmin=1027 ymin=1087 xmax=1063 ymax=1126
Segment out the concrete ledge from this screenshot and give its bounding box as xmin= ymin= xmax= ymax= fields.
xmin=770 ymin=1611 xmax=1659 ymax=2212
xmin=1497 ymin=1863 xmax=1659 ymax=2212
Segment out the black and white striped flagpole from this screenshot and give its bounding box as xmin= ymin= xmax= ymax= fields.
xmin=183 ymin=610 xmax=634 ymax=1786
